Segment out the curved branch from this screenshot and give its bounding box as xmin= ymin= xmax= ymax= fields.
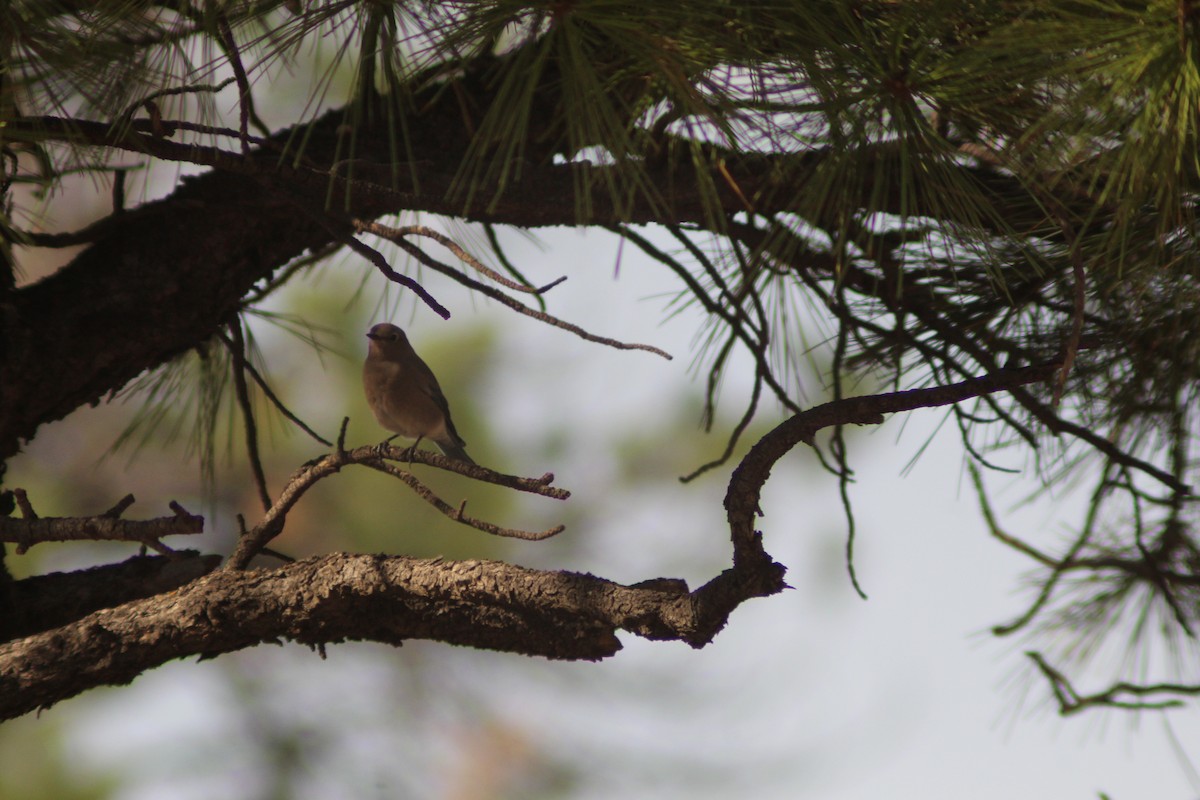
xmin=725 ymin=363 xmax=1062 ymax=565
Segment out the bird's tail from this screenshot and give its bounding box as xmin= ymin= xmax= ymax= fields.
xmin=437 ymin=440 xmax=475 ymax=465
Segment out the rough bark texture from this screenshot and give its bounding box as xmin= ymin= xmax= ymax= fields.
xmin=0 ymin=552 xmax=779 ymax=719
xmin=0 ymin=365 xmax=1054 ymax=719
xmin=1 ymin=553 xmax=221 ymax=642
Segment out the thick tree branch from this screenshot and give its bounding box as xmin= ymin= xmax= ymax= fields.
xmin=0 ymin=366 xmax=1059 ymax=719
xmin=0 ymin=95 xmax=1049 ymax=465
xmin=0 ymin=553 xmax=688 ymax=719
xmin=1 ymin=552 xmax=221 ymax=642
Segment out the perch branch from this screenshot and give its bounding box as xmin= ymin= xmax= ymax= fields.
xmin=362 ymin=459 xmax=565 ymax=541
xmin=227 ymin=443 xmax=570 ymax=568
xmin=0 ymin=366 xmax=1065 ymax=719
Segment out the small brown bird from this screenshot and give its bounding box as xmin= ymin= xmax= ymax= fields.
xmin=362 ymin=323 xmax=475 ymax=464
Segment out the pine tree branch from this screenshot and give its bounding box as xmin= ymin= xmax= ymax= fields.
xmin=1 ymin=64 xmax=1063 ymax=466
xmin=0 ymin=365 xmax=1058 ymax=719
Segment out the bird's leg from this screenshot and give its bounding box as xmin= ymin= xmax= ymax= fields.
xmin=374 ymin=433 xmax=400 ymax=458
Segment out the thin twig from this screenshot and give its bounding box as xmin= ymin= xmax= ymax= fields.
xmin=214 ymin=329 xmax=332 ymax=447
xmin=363 ymin=460 xmax=564 ymax=540
xmin=359 ymin=221 xmax=567 ymax=295
xmin=680 ymin=364 xmax=762 ymax=483
xmin=969 ymin=464 xmax=1057 ymax=567
xmin=1028 ymin=651 xmax=1198 ymax=714
xmin=483 ymin=222 xmax=547 ymax=310
xmin=244 ymin=243 xmax=343 ymax=305
xmin=227 ymin=444 xmax=570 ymax=569
xmin=215 ymin=13 xmax=253 ymax=153
xmin=992 ymin=464 xmax=1114 ymax=636
xmin=342 ymin=233 xmax=451 ymax=319
xmin=0 ymin=496 xmax=203 ymax=552
xmin=13 ymin=488 xmax=35 ymax=519
xmin=831 ymin=289 xmax=867 ymax=600
xmin=224 ymin=319 xmax=272 ymax=513
xmin=365 ymin=222 xmax=672 ymax=359
xmin=256 ymin=190 xmax=452 ymax=319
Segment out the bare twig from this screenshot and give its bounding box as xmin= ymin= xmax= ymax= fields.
xmin=619 ymin=224 xmax=794 ymax=404
xmin=122 ymin=77 xmax=239 ymax=117
xmin=342 ymin=233 xmax=451 ymax=319
xmin=358 ymin=220 xmax=672 ymax=359
xmin=363 ymin=459 xmax=565 ymax=540
xmin=12 ymin=488 xmax=35 ymax=519
xmin=244 ymin=243 xmax=343 ymax=305
xmin=223 ymin=319 xmax=272 ymax=513
xmin=831 ymin=294 xmax=868 ymax=600
xmin=969 ymin=464 xmax=1057 ymax=567
xmin=0 ymin=494 xmax=203 ymax=552
xmin=358 ymin=221 xmax=567 ymax=295
xmin=992 ymin=468 xmax=1113 ymax=636
xmin=483 ymin=222 xmax=547 ymax=310
xmin=1028 ymin=651 xmax=1199 ymax=715
xmin=680 ymin=363 xmax=762 ymax=482
xmin=227 ymin=443 xmax=570 ymax=569
xmin=214 ymin=328 xmax=332 ymax=447
xmin=105 ymin=494 xmax=137 ymax=518
xmin=214 ymin=13 xmax=254 ymax=153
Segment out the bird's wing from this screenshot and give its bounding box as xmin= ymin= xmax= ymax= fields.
xmin=414 ymin=359 xmax=467 ymax=446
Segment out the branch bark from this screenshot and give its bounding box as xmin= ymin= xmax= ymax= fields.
xmin=0 ymin=553 xmax=687 ymax=719
xmin=1 ymin=552 xmax=221 ymax=642
xmin=0 ymin=365 xmax=1057 ymax=719
xmin=0 ymin=497 xmax=203 ymax=552
xmin=0 ymin=92 xmax=1050 ymax=466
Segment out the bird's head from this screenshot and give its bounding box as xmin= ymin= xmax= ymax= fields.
xmin=365 ymin=323 xmax=412 ymax=358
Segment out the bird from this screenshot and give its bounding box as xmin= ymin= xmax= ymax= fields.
xmin=362 ymin=323 xmax=475 ymax=464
